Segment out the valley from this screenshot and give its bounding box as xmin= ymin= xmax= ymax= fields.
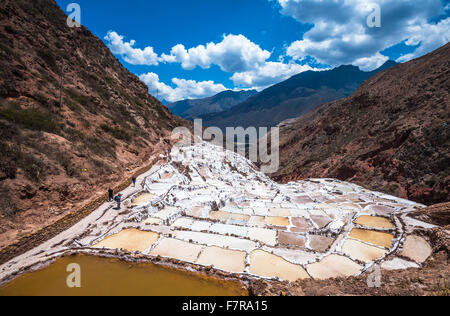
xmin=0 ymin=140 xmax=445 ymax=296
xmin=0 ymin=0 xmax=448 ymax=298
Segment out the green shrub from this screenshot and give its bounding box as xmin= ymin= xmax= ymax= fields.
xmin=37 ymin=48 xmax=59 ymax=73
xmin=0 ymin=120 xmax=19 ymax=140
xmin=90 ymin=157 xmax=113 ymax=175
xmin=0 ymin=107 xmax=60 ymax=133
xmin=0 ymin=145 xmax=46 ymax=182
xmin=33 ymin=92 xmax=58 ymax=108
xmin=0 ymin=141 xmax=19 ymax=179
xmin=64 ymin=88 xmax=98 ymax=114
xmin=64 ymin=96 xmax=82 ymax=113
xmin=0 ymin=184 xmax=18 ymax=217
xmin=65 ymin=128 xmax=116 ymax=159
xmin=54 ymin=151 xmax=80 ymax=178
xmin=20 ymin=152 xmax=46 ymax=181
xmin=100 ymin=124 xmax=131 ymax=142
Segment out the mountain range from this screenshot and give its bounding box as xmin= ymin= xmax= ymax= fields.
xmin=167 ymin=89 xmax=257 ymax=119
xmin=273 ymin=43 xmax=449 ymax=205
xmin=200 ymin=61 xmax=397 ymax=130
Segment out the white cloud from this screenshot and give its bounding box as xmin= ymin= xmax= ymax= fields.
xmin=105 ymin=31 xmax=315 ymax=92
xmin=105 ymin=1 xmax=449 ymax=96
xmin=353 ymin=53 xmax=389 ymax=72
xmin=231 ymin=61 xmax=316 ymax=89
xmin=397 ymin=18 xmax=450 ymax=62
xmin=139 ymin=72 xmax=227 ymax=102
xmin=277 ymin=0 xmax=449 ymax=70
xmin=161 ymin=34 xmax=314 ymax=89
xmin=104 ymin=31 xmax=160 ymax=66
xmin=161 ymin=34 xmax=271 ymax=73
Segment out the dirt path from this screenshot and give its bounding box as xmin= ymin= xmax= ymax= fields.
xmin=0 ymin=155 xmax=164 ymax=269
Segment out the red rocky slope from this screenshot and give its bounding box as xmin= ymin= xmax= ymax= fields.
xmin=0 ymin=0 xmax=185 ymax=248
xmin=273 ymin=43 xmax=449 ymax=205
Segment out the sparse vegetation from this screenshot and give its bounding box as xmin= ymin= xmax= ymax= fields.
xmin=435 ymin=279 xmax=450 ymax=296
xmin=0 ymin=141 xmax=19 ymax=179
xmin=0 ymin=120 xmax=19 ymax=140
xmin=0 ymin=140 xmax=47 ymax=182
xmin=54 ymin=151 xmax=80 ymax=178
xmin=20 ymin=152 xmax=47 ymax=181
xmin=34 ymin=92 xmax=58 ymax=108
xmin=37 ymin=48 xmax=59 ymax=73
xmin=0 ymin=107 xmax=60 ymax=133
xmin=64 ymin=88 xmax=98 ymax=114
xmin=90 ymin=157 xmax=113 ymax=175
xmin=65 ymin=127 xmax=117 ymax=158
xmin=64 ymin=95 xmax=82 ymax=114
xmin=0 ymin=185 xmax=18 ymax=217
xmin=0 ymin=0 xmax=183 ymax=252
xmin=100 ymin=124 xmax=131 ymax=142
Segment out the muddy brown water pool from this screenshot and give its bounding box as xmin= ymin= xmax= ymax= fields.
xmin=0 ymin=255 xmax=248 ymax=296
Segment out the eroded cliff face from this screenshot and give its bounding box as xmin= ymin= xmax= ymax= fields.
xmin=0 ymin=0 xmax=185 ymax=248
xmin=274 ymin=43 xmax=450 ymax=206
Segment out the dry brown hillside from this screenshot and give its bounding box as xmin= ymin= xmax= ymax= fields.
xmin=0 ymin=0 xmax=185 ymax=248
xmin=273 ymin=43 xmax=449 ymax=206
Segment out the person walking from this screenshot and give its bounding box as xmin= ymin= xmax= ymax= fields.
xmin=114 ymin=194 xmax=122 ymax=210
xmin=108 ymin=189 xmax=114 ymax=202
xmin=132 ymin=176 xmax=137 ymax=187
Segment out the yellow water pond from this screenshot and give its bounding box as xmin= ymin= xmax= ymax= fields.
xmin=0 ymin=255 xmax=248 ymax=296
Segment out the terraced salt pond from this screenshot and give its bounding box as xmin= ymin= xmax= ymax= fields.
xmin=0 ymin=255 xmax=247 ymax=296
xmin=0 ymin=141 xmax=436 ymax=293
xmin=129 ymin=193 xmax=156 ymax=208
xmin=93 ymin=229 xmax=159 ymax=252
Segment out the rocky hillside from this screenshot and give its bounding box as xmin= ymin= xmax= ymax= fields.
xmin=200 ymin=61 xmax=396 ymax=130
xmin=273 ymin=43 xmax=449 ymax=206
xmin=0 ymin=0 xmax=185 ymax=248
xmin=167 ymin=89 xmax=258 ymax=119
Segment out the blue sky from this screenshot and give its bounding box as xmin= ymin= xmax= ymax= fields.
xmin=54 ymin=0 xmax=449 ymax=102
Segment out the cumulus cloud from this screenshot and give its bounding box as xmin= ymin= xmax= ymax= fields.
xmin=161 ymin=34 xmax=314 ymax=89
xmin=231 ymin=61 xmax=316 ymax=89
xmin=353 ymin=52 xmax=389 ymax=72
xmin=139 ymin=72 xmax=227 ymax=102
xmin=106 ymin=31 xmax=314 ymax=92
xmin=277 ymin=0 xmax=449 ymax=70
xmin=161 ymin=34 xmax=271 ymax=72
xmin=397 ymin=18 xmax=450 ymax=62
xmin=104 ymin=31 xmax=160 ymax=66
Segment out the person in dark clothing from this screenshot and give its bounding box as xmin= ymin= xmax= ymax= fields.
xmin=132 ymin=176 xmax=137 ymax=187
xmin=108 ymin=189 xmax=114 ymax=202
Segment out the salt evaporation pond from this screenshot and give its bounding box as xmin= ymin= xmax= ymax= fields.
xmin=0 ymin=141 xmax=435 ymax=294
xmin=0 ymin=255 xmax=248 ymax=296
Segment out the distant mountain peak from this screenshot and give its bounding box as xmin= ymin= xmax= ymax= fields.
xmin=200 ymin=60 xmax=397 ymax=130
xmin=383 ymin=60 xmax=398 ymax=66
xmin=334 ymin=61 xmax=398 ymax=73
xmin=335 ymin=64 xmax=361 ymax=71
xmin=167 ymin=89 xmax=258 ymax=119
xmin=375 ymin=60 xmax=398 ymax=71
